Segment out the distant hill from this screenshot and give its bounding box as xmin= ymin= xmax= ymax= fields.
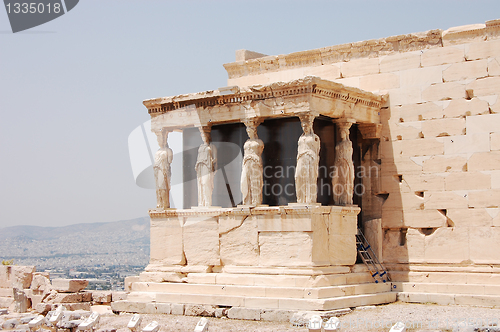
xmin=0 ymin=217 xmax=150 ymax=270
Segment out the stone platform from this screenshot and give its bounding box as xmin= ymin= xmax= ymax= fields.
xmin=112 ymin=204 xmax=397 ymax=315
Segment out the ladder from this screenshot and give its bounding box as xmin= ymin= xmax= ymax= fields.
xmin=356 ymin=229 xmax=390 ymax=283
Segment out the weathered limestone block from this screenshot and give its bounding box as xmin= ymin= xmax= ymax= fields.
xmin=340 ymin=58 xmax=379 ymax=78
xmin=124 ymin=276 xmax=139 ymax=292
xmin=445 ymin=172 xmax=491 ymax=190
xmin=259 ymin=232 xmax=314 ymax=267
xmin=400 ymin=138 xmax=444 ymax=157
xmin=381 ymin=156 xmax=423 ymax=176
xmin=12 ymin=288 xmax=28 ymax=313
xmin=421 ymin=118 xmax=465 ymax=137
xmin=380 ymin=51 xmax=420 ymax=73
xmin=218 ymin=214 xmax=246 ymax=234
xmin=111 ymin=301 xmax=147 ymax=313
xmin=466 ymin=77 xmax=500 ymax=96
xmin=303 ymin=64 xmax=341 ymax=81
xmin=422 ymin=155 xmax=467 ymax=173
xmin=387 ymin=86 xmax=421 ymax=106
xmin=470 ymin=224 xmax=500 ymax=264
xmin=0 ymin=296 xmax=14 ymax=308
xmin=399 ymin=66 xmax=442 ymax=88
xmin=398 ymin=102 xmax=443 ymax=122
xmin=401 ymin=173 xmax=445 ymax=192
xmin=364 ymin=219 xmax=383 ymax=261
xmin=171 ymin=303 xmax=184 ymax=315
xmin=257 ymin=214 xmax=315 ymax=232
xmin=403 ymin=210 xmax=447 ymax=228
xmin=383 ymin=121 xmax=422 ymax=141
xmin=443 ymin=59 xmax=488 ymax=82
xmin=466 ymin=39 xmax=500 ymax=60
xmin=359 ymin=73 xmax=399 ymax=92
xmin=424 ymin=228 xmax=469 ymax=264
xmin=466 ymin=114 xmax=500 ymax=135
xmin=491 ymin=133 xmax=500 ymax=151
xmin=382 ymin=229 xmax=410 ymax=263
xmin=424 ymin=191 xmax=468 ymax=209
xmin=421 ymin=82 xmax=465 ymax=102
xmin=443 ymin=98 xmax=489 ymax=118
xmin=47 ymin=292 xmax=84 ymax=304
xmin=381 ymin=193 xmax=425 ymax=211
xmin=92 ymin=292 xmax=112 ymax=303
xmin=139 ymin=271 xmax=184 ymax=283
xmin=183 ymin=217 xmax=220 ymax=266
xmin=30 ymin=273 xmax=51 ymax=294
xmin=488 ymin=57 xmax=500 ymax=76
xmin=0 ymin=266 xmax=35 ymax=289
xmin=334 ymin=77 xmax=360 ymax=89
xmin=51 ymin=279 xmax=88 ymax=293
xmin=150 ymin=216 xmax=184 ymax=265
xmin=447 ymin=208 xmax=492 ymax=227
xmin=328 ymin=234 xmax=356 ymax=266
xmin=328 ymin=212 xmax=356 ymax=235
xmin=227 ymin=307 xmax=261 ymax=321
xmin=421 ymin=45 xmax=464 ymax=67
xmin=24 ymin=289 xmax=44 ymax=307
xmin=468 ymin=151 xmax=500 ymax=171
xmin=468 ymin=189 xmax=500 ymax=208
xmin=184 ymin=304 xmax=217 ymax=317
xmin=220 ymin=215 xmax=258 ymax=266
xmin=111 ymin=292 xmax=127 ymax=302
xmin=443 ymin=133 xmax=490 ymax=155
xmin=489 ymin=170 xmax=500 ymax=189
xmin=381 ymin=209 xmax=403 ymax=229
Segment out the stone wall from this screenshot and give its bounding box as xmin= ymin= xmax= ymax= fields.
xmin=224 ymin=20 xmax=500 ymax=276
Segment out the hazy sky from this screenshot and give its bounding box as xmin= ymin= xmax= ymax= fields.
xmin=1 ymin=1 xmax=499 ymax=228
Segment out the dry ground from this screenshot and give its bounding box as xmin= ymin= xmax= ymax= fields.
xmin=3 ymin=302 xmax=500 ymax=332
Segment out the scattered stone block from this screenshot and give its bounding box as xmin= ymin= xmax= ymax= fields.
xmin=127 ymin=314 xmax=141 ymax=332
xmin=51 ymin=279 xmax=88 ymax=293
xmin=390 ymin=321 xmax=406 ymax=332
xmin=30 ymin=273 xmax=52 ymax=295
xmin=2 ymin=319 xmax=20 ymax=330
xmin=124 ymin=277 xmax=139 ymax=292
xmin=34 ymin=303 xmax=52 ymax=315
xmin=12 ymin=289 xmax=28 ymax=313
xmin=49 ymin=305 xmax=66 ymax=324
xmin=91 ymin=292 xmax=111 ymax=304
xmin=227 ymin=307 xmax=260 ymax=321
xmin=214 ymin=308 xmax=226 ymax=318
xmin=90 ymin=305 xmax=113 ymax=315
xmin=170 ymin=303 xmax=184 ymax=315
xmin=0 ymin=308 xmax=7 ymax=315
xmin=63 ymin=303 xmax=92 ymax=311
xmin=77 ymin=312 xmax=99 ymax=331
xmin=260 ymin=309 xmax=294 ymax=322
xmin=185 ymin=304 xmax=217 ymax=317
xmin=141 ymin=321 xmax=159 ymax=332
xmin=28 ymin=315 xmax=46 ymax=330
xmin=194 ymin=317 xmax=208 ymax=332
xmin=58 ymin=320 xmax=84 ymax=329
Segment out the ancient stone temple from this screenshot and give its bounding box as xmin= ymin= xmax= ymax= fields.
xmin=115 ymin=18 xmax=500 ymax=316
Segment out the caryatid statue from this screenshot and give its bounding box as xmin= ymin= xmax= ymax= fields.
xmin=195 ymin=127 xmax=217 ymax=207
xmin=295 ymin=114 xmax=320 ymax=204
xmin=241 ymin=119 xmax=264 ymax=206
xmin=332 ymin=121 xmax=355 ymax=205
xmin=154 ymin=129 xmax=173 ymax=210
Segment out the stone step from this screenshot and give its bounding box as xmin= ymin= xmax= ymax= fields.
xmin=146 ymin=271 xmax=376 ymax=287
xmin=393 ymin=282 xmax=500 ymax=295
xmin=130 ymin=281 xmax=392 ymax=300
xmin=117 ymin=292 xmax=397 ymax=312
xmin=398 ymin=292 xmax=500 ymax=307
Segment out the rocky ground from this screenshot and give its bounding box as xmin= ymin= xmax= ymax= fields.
xmin=3 ymin=302 xmax=500 ymax=332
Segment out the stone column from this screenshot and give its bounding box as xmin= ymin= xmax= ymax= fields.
xmin=153 ymin=129 xmax=173 ymax=210
xmin=333 ymin=120 xmax=355 ymax=206
xmin=241 ymin=118 xmax=264 ymax=206
xmin=295 ymin=113 xmax=320 ymax=204
xmin=196 ymin=126 xmax=217 ymax=207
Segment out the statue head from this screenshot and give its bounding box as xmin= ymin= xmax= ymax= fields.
xmin=299 ymin=114 xmax=314 ymax=135
xmin=156 ymin=130 xmax=168 ymax=148
xmin=200 ymin=127 xmax=211 ymax=144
